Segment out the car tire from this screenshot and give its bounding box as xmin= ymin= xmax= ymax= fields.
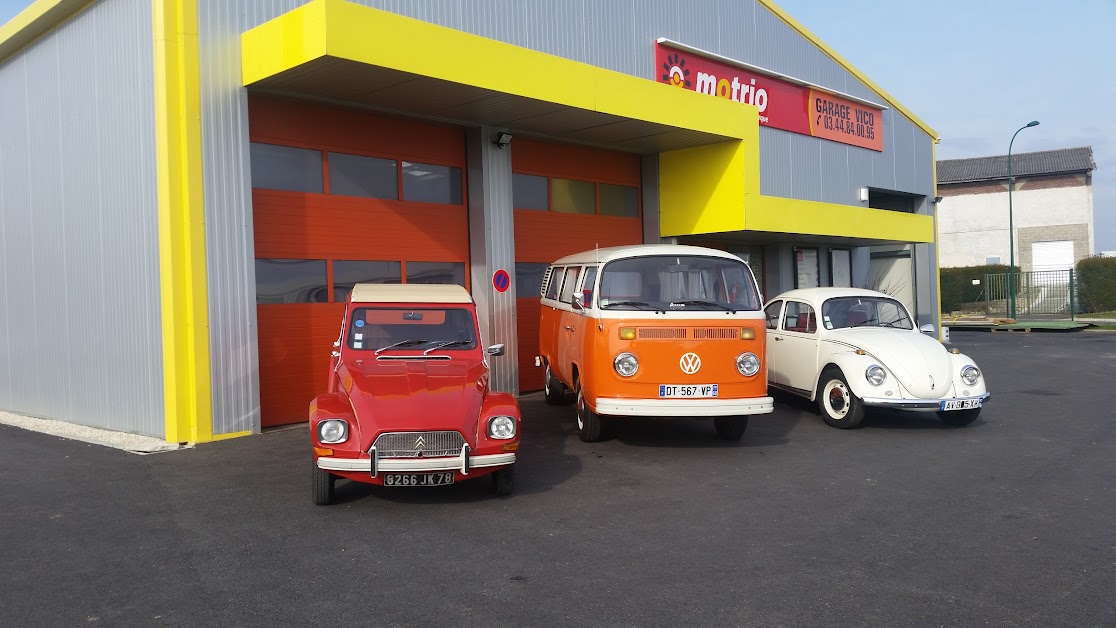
xmin=714 ymin=416 xmax=749 ymax=441
xmin=937 ymin=408 xmax=980 ymax=426
xmin=491 ymin=465 xmax=515 ymax=497
xmin=817 ymin=368 xmax=865 ymax=429
xmin=311 ymin=461 xmax=335 ymax=506
xmin=543 ymin=361 xmax=567 ymax=406
xmin=575 ymin=380 xmax=605 ymax=442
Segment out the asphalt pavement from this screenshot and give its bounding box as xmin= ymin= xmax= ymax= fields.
xmin=2 ymin=331 xmax=1114 ymax=627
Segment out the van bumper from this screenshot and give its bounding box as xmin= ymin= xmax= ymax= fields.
xmin=593 ymin=396 xmax=774 ymax=417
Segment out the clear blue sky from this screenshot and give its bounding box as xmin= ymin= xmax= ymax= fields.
xmin=2 ymin=0 xmax=1113 ymax=251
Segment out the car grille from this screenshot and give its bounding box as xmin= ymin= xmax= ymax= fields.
xmin=637 ymin=328 xmax=741 ymax=340
xmin=372 ymin=431 xmax=466 ymax=458
xmin=692 ymin=328 xmax=740 ymax=339
xmin=638 ymin=328 xmax=687 ymax=339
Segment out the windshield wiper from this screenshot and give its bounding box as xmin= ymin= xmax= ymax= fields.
xmin=671 ymin=299 xmax=736 ymax=312
xmin=374 ymin=339 xmax=428 ymax=354
xmin=423 ymin=340 xmax=472 ymax=355
xmin=604 ymin=300 xmax=658 ymax=311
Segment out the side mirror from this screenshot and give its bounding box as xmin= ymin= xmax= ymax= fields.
xmin=919 ymin=324 xmax=936 ymax=336
xmin=486 ymin=344 xmax=505 ymax=357
xmin=571 ymin=293 xmax=584 ymax=311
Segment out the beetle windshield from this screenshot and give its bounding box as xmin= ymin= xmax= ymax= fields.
xmin=598 ymin=255 xmax=761 ymax=312
xmin=821 ymin=296 xmax=913 ymax=330
xmin=347 ymin=308 xmax=477 ymax=351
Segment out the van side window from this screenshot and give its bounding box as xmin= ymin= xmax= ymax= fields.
xmin=544 ymin=266 xmax=562 ymax=301
xmin=559 ymin=266 xmax=581 ymax=304
xmin=580 ymin=266 xmax=599 ymax=307
xmin=763 ymin=300 xmax=782 ymax=330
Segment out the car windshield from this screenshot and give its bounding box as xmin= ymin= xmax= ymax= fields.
xmin=821 ymin=296 xmax=913 ymax=330
xmin=597 ymin=255 xmax=761 ymax=312
xmin=346 ymin=307 xmax=477 ymax=351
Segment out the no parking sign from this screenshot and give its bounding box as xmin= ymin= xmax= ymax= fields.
xmin=492 ymin=269 xmax=510 ymax=293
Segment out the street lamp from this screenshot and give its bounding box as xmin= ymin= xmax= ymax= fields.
xmin=1008 ymin=120 xmax=1039 ymax=319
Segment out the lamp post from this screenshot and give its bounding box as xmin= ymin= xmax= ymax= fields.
xmin=1008 ymin=120 xmax=1040 ymax=319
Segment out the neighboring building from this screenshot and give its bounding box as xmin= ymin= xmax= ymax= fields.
xmin=0 ymin=0 xmax=940 ymax=442
xmin=937 ymin=147 xmax=1096 ymax=272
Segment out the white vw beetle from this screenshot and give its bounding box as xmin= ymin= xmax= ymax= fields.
xmin=763 ymin=288 xmax=989 ymax=428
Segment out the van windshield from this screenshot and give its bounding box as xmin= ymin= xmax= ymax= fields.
xmin=598 ymin=255 xmax=761 ymax=312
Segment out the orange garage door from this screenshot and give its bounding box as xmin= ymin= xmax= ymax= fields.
xmin=250 ymin=96 xmax=470 ymax=426
xmin=512 ymin=139 xmax=644 ymax=392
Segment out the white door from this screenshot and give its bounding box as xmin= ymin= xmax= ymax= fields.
xmin=1031 ymin=240 xmax=1074 ymax=272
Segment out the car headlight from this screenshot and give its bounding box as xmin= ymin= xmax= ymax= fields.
xmin=736 ymin=352 xmax=760 ymax=376
xmin=865 ymin=365 xmax=887 ymax=386
xmin=487 ymin=416 xmax=516 ymax=439
xmin=614 ymin=352 xmax=639 ymax=377
xmin=318 ymin=419 xmax=348 ymax=444
xmin=961 ymin=365 xmax=981 ymax=386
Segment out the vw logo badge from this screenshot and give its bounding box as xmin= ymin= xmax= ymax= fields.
xmin=680 ymin=352 xmax=701 ymax=374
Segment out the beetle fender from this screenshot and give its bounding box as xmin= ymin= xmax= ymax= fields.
xmin=816 ymin=352 xmax=880 ymax=402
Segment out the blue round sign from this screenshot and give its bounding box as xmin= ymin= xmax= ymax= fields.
xmin=493 ymin=269 xmax=511 ymax=293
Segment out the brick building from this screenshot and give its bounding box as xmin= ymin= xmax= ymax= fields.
xmin=936 ymin=147 xmax=1096 ymax=272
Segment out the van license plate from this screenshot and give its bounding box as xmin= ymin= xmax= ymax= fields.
xmin=940 ymin=398 xmax=981 ymax=411
xmin=659 ymin=384 xmax=718 ymax=398
xmin=383 ymin=472 xmax=454 ymax=487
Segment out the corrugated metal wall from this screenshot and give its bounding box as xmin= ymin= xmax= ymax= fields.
xmin=0 ymin=0 xmax=163 ymax=437
xmin=197 ymin=0 xmax=935 ymax=427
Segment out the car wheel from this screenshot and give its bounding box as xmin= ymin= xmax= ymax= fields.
xmin=491 ymin=465 xmax=515 ymax=497
xmin=543 ymin=361 xmax=567 ymax=405
xmin=575 ymin=380 xmax=605 ymax=442
xmin=817 ymin=368 xmax=865 ymax=429
xmin=311 ymin=461 xmax=335 ymax=506
xmin=714 ymin=416 xmax=749 ymax=441
xmin=937 ymin=408 xmax=980 ymax=426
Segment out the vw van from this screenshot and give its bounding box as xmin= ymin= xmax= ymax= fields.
xmin=537 ymin=245 xmax=772 ymax=442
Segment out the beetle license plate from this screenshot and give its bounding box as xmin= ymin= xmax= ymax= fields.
xmin=383 ymin=472 xmax=454 ymax=487
xmin=659 ymin=384 xmax=718 ymax=398
xmin=940 ymin=398 xmax=981 ymax=411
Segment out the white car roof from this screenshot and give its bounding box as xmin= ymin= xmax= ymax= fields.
xmin=350 ymin=283 xmax=473 ymax=304
xmin=549 ymin=244 xmax=745 ymax=266
xmin=767 ymin=287 xmax=896 ymax=305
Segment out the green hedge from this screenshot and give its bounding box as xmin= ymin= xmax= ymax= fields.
xmin=940 ymin=264 xmax=1018 ymax=313
xmin=1077 ymin=256 xmax=1116 ymax=313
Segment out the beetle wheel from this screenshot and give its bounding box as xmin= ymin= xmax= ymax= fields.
xmin=817 ymin=368 xmax=865 ymax=429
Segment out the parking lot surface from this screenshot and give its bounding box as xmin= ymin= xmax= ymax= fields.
xmin=2 ymin=332 xmax=1115 ymax=627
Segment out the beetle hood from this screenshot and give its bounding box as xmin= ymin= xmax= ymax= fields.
xmin=341 ymin=358 xmax=487 ymax=445
xmin=829 ymin=329 xmax=953 ymax=398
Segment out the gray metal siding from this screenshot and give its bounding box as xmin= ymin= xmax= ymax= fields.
xmin=0 ymin=0 xmax=163 ymax=437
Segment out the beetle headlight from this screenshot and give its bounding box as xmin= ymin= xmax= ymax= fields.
xmin=317 ymin=419 xmax=348 ymax=444
xmin=961 ymin=365 xmax=981 ymax=386
xmin=488 ymin=416 xmax=516 ymax=439
xmin=865 ymin=365 xmax=886 ymax=386
xmin=736 ymin=352 xmax=760 ymax=376
xmin=614 ymin=352 xmax=639 ymax=377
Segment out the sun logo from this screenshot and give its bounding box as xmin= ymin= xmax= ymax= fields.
xmin=661 ymin=53 xmax=690 ymax=88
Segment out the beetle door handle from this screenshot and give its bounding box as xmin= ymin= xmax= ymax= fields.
xmin=774 ymin=337 xmax=783 ymax=341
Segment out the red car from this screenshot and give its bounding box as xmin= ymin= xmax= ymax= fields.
xmin=310 ymin=283 xmax=520 ymax=505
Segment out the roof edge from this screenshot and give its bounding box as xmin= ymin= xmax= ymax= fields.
xmin=0 ymin=0 xmax=95 ymax=65
xmin=757 ymin=0 xmax=939 ymax=142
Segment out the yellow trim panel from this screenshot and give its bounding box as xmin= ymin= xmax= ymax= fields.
xmin=747 ymin=196 xmax=935 ymax=243
xmin=0 ymin=0 xmax=94 ymax=64
xmin=153 ymin=0 xmax=216 ymax=444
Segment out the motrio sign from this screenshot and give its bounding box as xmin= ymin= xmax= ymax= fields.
xmin=655 ymin=41 xmax=884 ymax=152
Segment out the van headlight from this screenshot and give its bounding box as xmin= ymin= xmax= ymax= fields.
xmin=317 ymin=419 xmax=348 ymax=444
xmin=961 ymin=365 xmax=981 ymax=386
xmin=736 ymin=352 xmax=760 ymax=376
xmin=487 ymin=416 xmax=516 ymax=439
xmin=865 ymin=365 xmax=887 ymax=386
xmin=614 ymin=352 xmax=639 ymax=377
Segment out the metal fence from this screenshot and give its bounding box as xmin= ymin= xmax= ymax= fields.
xmin=984 ymin=270 xmax=1076 ymax=320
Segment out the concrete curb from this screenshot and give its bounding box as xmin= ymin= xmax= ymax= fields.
xmin=0 ymin=411 xmax=188 ymax=455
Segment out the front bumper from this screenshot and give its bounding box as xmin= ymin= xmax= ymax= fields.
xmin=593 ymin=396 xmax=774 ymax=417
xmin=317 ymin=452 xmax=516 ymax=474
xmin=860 ymin=392 xmax=990 ymax=412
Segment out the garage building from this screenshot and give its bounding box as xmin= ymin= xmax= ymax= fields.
xmin=0 ymin=0 xmax=939 ymax=442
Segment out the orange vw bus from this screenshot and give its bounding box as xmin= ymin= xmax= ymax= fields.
xmin=537 ymin=245 xmax=772 ymax=442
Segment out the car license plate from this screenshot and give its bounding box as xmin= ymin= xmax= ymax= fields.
xmin=382 ymin=472 xmax=454 ymax=487
xmin=659 ymin=384 xmax=718 ymax=398
xmin=940 ymin=398 xmax=982 ymax=411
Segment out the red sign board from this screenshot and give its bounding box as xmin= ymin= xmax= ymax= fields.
xmin=655 ymin=42 xmax=883 ymax=151
xmin=492 ymin=269 xmax=510 ymax=293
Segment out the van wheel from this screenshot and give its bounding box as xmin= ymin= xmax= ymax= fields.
xmin=817 ymin=368 xmax=865 ymax=429
xmin=491 ymin=465 xmax=515 ymax=497
xmin=714 ymin=416 xmax=749 ymax=441
xmin=575 ymin=380 xmax=604 ymax=442
xmin=543 ymin=362 xmax=567 ymax=405
xmin=311 ymin=462 xmax=335 ymax=506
